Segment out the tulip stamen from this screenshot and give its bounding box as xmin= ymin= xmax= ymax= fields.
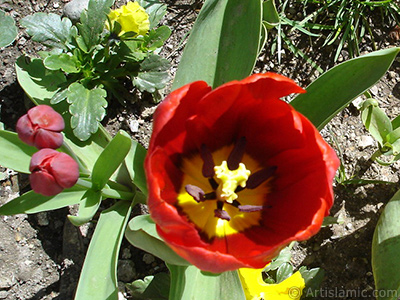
xmin=185 ymin=184 xmax=205 ymax=202
xmin=227 ymin=136 xmax=247 ymax=170
xmin=214 ymin=208 xmax=231 ymax=221
xmin=200 ymin=143 xmax=215 ymax=178
xmin=238 ymin=205 xmax=271 ymax=212
xmin=246 ymin=166 xmax=277 ymax=189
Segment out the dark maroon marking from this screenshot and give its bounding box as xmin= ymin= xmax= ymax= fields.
xmin=246 ymin=166 xmax=277 ymax=189
xmin=227 ymin=136 xmax=247 ymax=170
xmin=200 ymin=144 xmax=215 ymax=178
xmin=214 ymin=209 xmax=231 ymax=221
xmin=204 ymin=191 xmax=217 ymax=200
xmin=185 ymin=184 xmax=205 ymax=202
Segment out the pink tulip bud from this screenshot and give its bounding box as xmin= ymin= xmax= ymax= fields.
xmin=16 ymin=105 xmax=65 ymax=149
xmin=29 ymin=149 xmax=79 ymax=196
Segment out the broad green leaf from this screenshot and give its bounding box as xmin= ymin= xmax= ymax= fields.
xmin=0 ymin=187 xmax=86 ymax=215
xmin=68 ymin=189 xmax=102 ymax=226
xmin=145 ymin=26 xmax=171 ymax=50
xmin=20 ymin=13 xmax=74 ymax=50
xmin=0 ymin=130 xmax=36 ymax=174
xmin=126 ymin=273 xmax=170 ymax=300
xmin=276 ymin=262 xmax=293 ymax=283
xmin=125 ymin=215 xmax=190 ymax=266
xmin=44 ymin=53 xmax=81 ymax=73
xmin=298 ymin=267 xmax=325 ymax=299
xmin=264 ymin=247 xmax=292 ymax=271
xmin=119 ymin=40 xmax=147 ymax=62
xmin=137 ymin=0 xmax=167 ymax=29
xmin=172 ymin=0 xmax=262 ymax=89
xmin=67 ymin=82 xmax=107 ymax=141
xmin=168 ymin=265 xmax=245 ymax=300
xmin=91 ymin=131 xmax=132 ymax=190
xmin=124 ymin=139 xmax=148 ymax=195
xmin=392 ymin=115 xmax=400 ymax=130
xmin=15 ymin=56 xmax=66 ymax=104
xmin=372 ymin=189 xmax=400 ymax=300
xmin=263 ymin=0 xmax=280 ymax=29
xmin=77 ymin=0 xmax=114 ymax=51
xmin=133 ymin=54 xmax=170 ymax=93
xmin=0 ymin=10 xmax=18 ymax=48
xmin=74 ymin=200 xmax=131 ymax=300
xmin=361 ymin=98 xmax=392 ymax=146
xmin=291 ymin=47 xmax=400 ymax=130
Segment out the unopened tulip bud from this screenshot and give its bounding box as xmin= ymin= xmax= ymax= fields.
xmin=29 ymin=149 xmax=79 ymax=196
xmin=16 ymin=105 xmax=65 ymax=149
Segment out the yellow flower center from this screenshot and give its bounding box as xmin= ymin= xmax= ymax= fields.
xmin=214 ymin=161 xmax=250 ymax=203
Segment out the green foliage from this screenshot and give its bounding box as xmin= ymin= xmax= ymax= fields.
xmin=291 ymin=47 xmax=400 ymax=130
xmin=0 ymin=10 xmax=18 ymax=48
xmin=172 ymin=0 xmax=263 ymax=89
xmin=372 ymin=189 xmax=400 ymax=300
xmin=18 ymin=0 xmax=170 ymax=141
xmin=68 ymin=189 xmax=102 ymax=226
xmin=127 ymin=273 xmax=170 ymax=300
xmin=137 ymin=0 xmax=168 ymax=29
xmin=74 ymin=201 xmax=132 ymax=300
xmin=168 ymin=265 xmax=246 ymax=300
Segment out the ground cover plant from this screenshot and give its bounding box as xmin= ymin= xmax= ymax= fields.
xmin=0 ymin=0 xmax=400 ymax=299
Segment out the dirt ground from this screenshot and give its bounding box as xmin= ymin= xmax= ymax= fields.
xmin=1 ymin=0 xmax=400 ymax=299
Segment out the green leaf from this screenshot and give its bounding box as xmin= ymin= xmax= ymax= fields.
xmin=0 ymin=130 xmax=36 ymax=174
xmin=145 ymin=26 xmax=171 ymax=50
xmin=263 ymin=0 xmax=280 ymax=29
xmin=0 ymin=10 xmax=18 ymax=48
xmin=77 ymin=0 xmax=114 ymax=51
xmin=67 ymin=82 xmax=108 ymax=141
xmin=172 ymin=0 xmax=262 ymax=89
xmin=264 ymin=247 xmax=292 ymax=271
xmin=137 ymin=0 xmax=167 ymax=29
xmin=0 ymin=187 xmax=86 ymax=215
xmin=126 ymin=273 xmax=170 ymax=300
xmin=276 ymin=262 xmax=293 ymax=283
xmin=68 ymin=189 xmax=102 ymax=226
xmin=372 ymin=189 xmax=400 ymax=300
xmin=133 ymin=54 xmax=170 ymax=93
xmin=299 ymin=267 xmax=325 ymax=299
xmin=91 ymin=131 xmax=132 ymax=190
xmin=15 ymin=56 xmax=67 ymax=104
xmin=125 ymin=215 xmax=190 ymax=266
xmin=74 ymin=200 xmax=131 ymax=300
xmin=20 ymin=13 xmax=74 ymax=50
xmin=44 ymin=53 xmax=81 ymax=73
xmin=168 ymin=265 xmax=245 ymax=300
xmin=291 ymin=47 xmax=400 ymax=130
xmin=118 ymin=40 xmax=147 ymax=62
xmin=124 ymin=139 xmax=148 ymax=195
xmin=361 ymin=98 xmax=392 ymax=146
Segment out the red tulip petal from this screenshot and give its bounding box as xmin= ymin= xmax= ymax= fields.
xmin=16 ymin=114 xmax=35 ymax=146
xmin=29 ymin=148 xmax=58 ymax=172
xmin=27 ymin=105 xmax=65 ymax=131
xmin=50 ymin=152 xmax=79 ymax=188
xmin=30 ymin=170 xmax=63 ymax=196
xmin=34 ymin=129 xmax=64 ymax=149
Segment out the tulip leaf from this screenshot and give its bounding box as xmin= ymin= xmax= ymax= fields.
xmin=0 ymin=187 xmax=86 ymax=215
xmin=125 ymin=215 xmax=190 ymax=266
xmin=291 ymin=47 xmax=400 ymax=130
xmin=0 ymin=10 xmax=18 ymax=48
xmin=67 ymin=82 xmax=107 ymax=141
xmin=15 ymin=56 xmax=67 ymax=104
xmin=126 ymin=273 xmax=170 ymax=300
xmin=168 ymin=264 xmax=246 ymax=300
xmin=77 ymin=0 xmax=113 ymax=51
xmin=0 ymin=130 xmax=37 ymax=174
xmin=91 ymin=130 xmax=132 ymax=191
xmin=68 ymin=189 xmax=102 ymax=226
xmin=372 ymin=189 xmax=400 ymax=300
xmin=133 ymin=54 xmax=170 ymax=93
xmin=361 ymin=98 xmax=392 ymax=146
xmin=74 ymin=200 xmax=131 ymax=300
xmin=263 ymin=0 xmax=280 ymax=29
xmin=172 ymin=0 xmax=262 ymax=89
xmin=20 ymin=12 xmax=74 ymax=50
xmin=124 ymin=139 xmax=148 ymax=195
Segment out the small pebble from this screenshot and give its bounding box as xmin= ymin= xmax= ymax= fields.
xmin=143 ymin=253 xmax=155 ymax=264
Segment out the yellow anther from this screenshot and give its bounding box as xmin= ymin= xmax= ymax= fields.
xmin=214 ymin=161 xmax=251 ymax=203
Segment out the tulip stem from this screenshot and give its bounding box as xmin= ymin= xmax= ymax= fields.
xmin=76 ymin=178 xmax=136 ymax=201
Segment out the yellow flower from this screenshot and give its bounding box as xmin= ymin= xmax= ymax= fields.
xmin=107 ymin=1 xmax=150 ymax=36
xmin=238 ymin=267 xmax=305 ymax=300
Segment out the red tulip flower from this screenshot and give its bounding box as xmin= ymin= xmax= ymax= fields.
xmin=145 ymin=73 xmax=339 ymax=273
xmin=16 ymin=105 xmax=65 ymax=149
xmin=29 ymin=149 xmax=79 ymax=196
